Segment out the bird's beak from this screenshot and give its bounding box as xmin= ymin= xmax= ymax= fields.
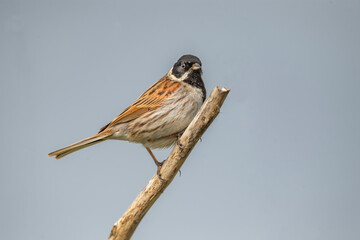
xmin=192 ymin=63 xmax=201 ymax=70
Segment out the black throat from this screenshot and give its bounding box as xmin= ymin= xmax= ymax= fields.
xmin=183 ymin=71 xmax=206 ymax=102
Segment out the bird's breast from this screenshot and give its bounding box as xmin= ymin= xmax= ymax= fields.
xmin=127 ymin=84 xmax=204 ymax=148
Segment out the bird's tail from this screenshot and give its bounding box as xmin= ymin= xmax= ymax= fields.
xmin=48 ymin=133 xmax=109 ymax=159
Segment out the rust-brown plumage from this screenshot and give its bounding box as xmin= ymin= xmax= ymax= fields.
xmin=98 ymin=77 xmax=181 ymax=133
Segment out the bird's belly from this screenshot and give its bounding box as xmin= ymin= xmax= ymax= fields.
xmin=127 ymin=86 xmax=203 ymax=149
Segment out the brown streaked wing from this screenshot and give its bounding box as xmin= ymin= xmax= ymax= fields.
xmin=98 ymin=76 xmax=181 ymax=133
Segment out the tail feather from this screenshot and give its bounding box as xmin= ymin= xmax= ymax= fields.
xmin=48 ymin=133 xmax=108 ymax=159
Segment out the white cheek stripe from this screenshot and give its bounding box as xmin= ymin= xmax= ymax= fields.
xmin=167 ymin=67 xmax=191 ymax=82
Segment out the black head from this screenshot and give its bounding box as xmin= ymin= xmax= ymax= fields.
xmin=168 ymin=55 xmax=206 ymax=101
xmin=171 ymin=55 xmax=202 ymax=79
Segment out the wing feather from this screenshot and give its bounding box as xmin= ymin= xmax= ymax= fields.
xmin=98 ymin=76 xmax=181 ymax=133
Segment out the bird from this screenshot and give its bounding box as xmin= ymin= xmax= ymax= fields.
xmin=48 ymin=54 xmax=206 ymax=174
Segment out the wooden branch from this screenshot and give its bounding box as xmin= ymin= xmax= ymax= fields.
xmin=108 ymin=86 xmax=230 ymax=240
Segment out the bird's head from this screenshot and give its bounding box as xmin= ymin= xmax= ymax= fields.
xmin=168 ymin=54 xmax=202 ymax=81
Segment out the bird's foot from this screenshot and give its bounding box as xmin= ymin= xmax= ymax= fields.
xmin=156 ymin=160 xmax=165 ymax=181
xmin=177 ymin=141 xmax=184 ymax=150
xmin=177 ymin=130 xmax=185 ymax=150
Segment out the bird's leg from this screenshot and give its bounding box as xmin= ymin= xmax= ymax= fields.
xmin=145 ymin=147 xmax=164 ymax=178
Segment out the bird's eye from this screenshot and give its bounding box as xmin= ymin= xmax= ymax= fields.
xmin=181 ymin=63 xmax=186 ymax=69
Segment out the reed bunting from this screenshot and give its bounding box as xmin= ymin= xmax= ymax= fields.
xmin=48 ymin=54 xmax=206 ymax=173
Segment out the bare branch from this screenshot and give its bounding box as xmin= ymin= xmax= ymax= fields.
xmin=108 ymin=86 xmax=230 ymax=240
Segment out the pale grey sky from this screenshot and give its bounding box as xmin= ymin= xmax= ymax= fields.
xmin=1 ymin=1 xmax=359 ymax=239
